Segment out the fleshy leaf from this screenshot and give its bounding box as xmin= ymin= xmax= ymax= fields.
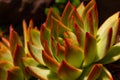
xmin=97 ymin=12 xmax=120 ymax=60
xmin=98 ymin=67 xmax=113 ymax=80
xmin=13 ymin=44 xmax=25 ymax=70
xmin=23 ymin=20 xmax=30 ymax=54
xmin=65 ymin=39 xmax=84 ymax=68
xmin=83 ymin=32 xmax=97 ymax=67
xmin=40 ymin=24 xmax=51 ymax=48
xmin=57 ymin=21 xmax=71 ymax=38
xmin=63 ymin=31 xmax=78 ymax=45
xmin=9 ymin=26 xmax=23 ymax=56
xmin=58 ymin=60 xmax=82 ymax=80
xmin=99 ymin=43 xmax=120 ymax=64
xmin=0 ymin=61 xmax=13 ymax=80
xmin=22 ymin=57 xmax=39 ymax=67
xmin=87 ymin=64 xmax=103 ymax=80
xmin=77 ymin=2 xmax=85 ymax=17
xmin=84 ymin=3 xmax=98 ymax=36
xmin=30 ymin=28 xmax=43 ymax=48
xmin=51 ymin=16 xmax=59 ymax=39
xmin=74 ymin=23 xmax=85 ymax=49
xmin=68 ymin=7 xmax=84 ymax=31
xmin=97 ymin=28 xmax=113 ymax=61
xmin=56 ymin=43 xmax=65 ymax=62
xmin=97 ymin=12 xmax=120 ymax=45
xmin=82 ymin=0 xmax=95 ymax=19
xmin=26 ymin=66 xmax=50 ymax=80
xmin=1 ymin=37 xmax=10 ymax=48
xmin=46 ymin=7 xmax=61 ymax=28
xmin=0 ymin=42 xmax=13 ymax=63
xmin=42 ymin=50 xmax=59 ymax=72
xmin=28 ymin=42 xmax=45 ymax=66
xmin=7 ymin=66 xmax=24 ymax=80
xmin=61 ymin=1 xmax=73 ymax=26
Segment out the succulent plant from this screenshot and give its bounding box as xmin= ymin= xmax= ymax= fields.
xmin=0 ymin=0 xmax=120 ymax=80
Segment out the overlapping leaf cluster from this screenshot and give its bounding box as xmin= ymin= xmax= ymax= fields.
xmin=0 ymin=0 xmax=120 ymax=80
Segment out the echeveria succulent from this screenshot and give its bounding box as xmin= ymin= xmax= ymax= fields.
xmin=0 ymin=0 xmax=120 ymax=80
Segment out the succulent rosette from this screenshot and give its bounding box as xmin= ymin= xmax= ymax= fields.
xmin=25 ymin=0 xmax=120 ymax=80
xmin=0 ymin=0 xmax=120 ymax=80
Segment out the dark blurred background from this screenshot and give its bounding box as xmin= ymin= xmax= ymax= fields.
xmin=0 ymin=0 xmax=120 ymax=34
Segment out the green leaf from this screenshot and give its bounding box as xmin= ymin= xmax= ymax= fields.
xmin=98 ymin=67 xmax=113 ymax=80
xmin=57 ymin=21 xmax=71 ymax=38
xmin=83 ymin=32 xmax=97 ymax=67
xmin=56 ymin=43 xmax=65 ymax=62
xmin=65 ymin=39 xmax=84 ymax=68
xmin=58 ymin=60 xmax=82 ymax=80
xmin=28 ymin=42 xmax=45 ymax=66
xmin=82 ymin=0 xmax=95 ymax=19
xmin=99 ymin=43 xmax=120 ymax=64
xmin=84 ymin=3 xmax=98 ymax=36
xmin=23 ymin=20 xmax=30 ymax=54
xmin=42 ymin=50 xmax=59 ymax=72
xmin=68 ymin=7 xmax=84 ymax=31
xmin=26 ymin=66 xmax=50 ymax=80
xmin=22 ymin=57 xmax=39 ymax=67
xmin=30 ymin=28 xmax=43 ymax=48
xmin=97 ymin=12 xmax=120 ymax=45
xmin=61 ymin=1 xmax=73 ymax=26
xmin=97 ymin=28 xmax=113 ymax=61
xmin=40 ymin=24 xmax=51 ymax=48
xmin=7 ymin=66 xmax=24 ymax=80
xmin=0 ymin=61 xmax=13 ymax=80
xmin=13 ymin=44 xmax=25 ymax=70
xmin=0 ymin=42 xmax=13 ymax=63
xmin=77 ymin=2 xmax=85 ymax=17
xmin=74 ymin=23 xmax=85 ymax=49
xmin=87 ymin=64 xmax=103 ymax=80
xmin=46 ymin=7 xmax=61 ymax=28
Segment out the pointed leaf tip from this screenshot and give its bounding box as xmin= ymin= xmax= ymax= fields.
xmin=42 ymin=50 xmax=59 ymax=72
xmin=65 ymin=39 xmax=84 ymax=68
xmin=58 ymin=60 xmax=82 ymax=80
xmin=84 ymin=32 xmax=97 ymax=67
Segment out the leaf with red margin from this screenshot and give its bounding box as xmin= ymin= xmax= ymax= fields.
xmin=0 ymin=42 xmax=13 ymax=63
xmin=97 ymin=12 xmax=120 ymax=61
xmin=46 ymin=7 xmax=61 ymax=28
xmin=7 ymin=66 xmax=24 ymax=80
xmin=97 ymin=28 xmax=113 ymax=61
xmin=98 ymin=67 xmax=113 ymax=80
xmin=82 ymin=0 xmax=95 ymax=19
xmin=68 ymin=7 xmax=84 ymax=31
xmin=26 ymin=66 xmax=58 ymax=80
xmin=0 ymin=61 xmax=13 ymax=80
xmin=77 ymin=2 xmax=85 ymax=17
xmin=23 ymin=20 xmax=30 ymax=54
xmin=58 ymin=60 xmax=82 ymax=80
xmin=65 ymin=39 xmax=84 ymax=68
xmin=99 ymin=42 xmax=120 ymax=64
xmin=74 ymin=23 xmax=85 ymax=49
xmin=61 ymin=1 xmax=74 ymax=26
xmin=56 ymin=43 xmax=65 ymax=62
xmin=13 ymin=44 xmax=25 ymax=70
xmin=84 ymin=3 xmax=98 ymax=36
xmin=9 ymin=26 xmax=23 ymax=56
xmin=30 ymin=28 xmax=43 ymax=48
xmin=42 ymin=50 xmax=59 ymax=72
xmin=40 ymin=24 xmax=51 ymax=48
xmin=83 ymin=32 xmax=97 ymax=67
xmin=22 ymin=57 xmax=39 ymax=67
xmin=87 ymin=64 xmax=102 ymax=80
xmin=28 ymin=42 xmax=45 ymax=66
